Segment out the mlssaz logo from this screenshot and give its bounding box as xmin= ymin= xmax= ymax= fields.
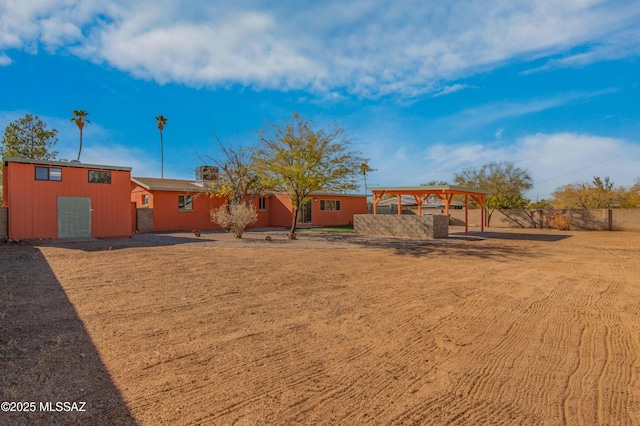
xmin=40 ymin=402 xmax=87 ymax=412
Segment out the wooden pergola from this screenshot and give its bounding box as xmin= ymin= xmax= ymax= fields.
xmin=370 ymin=185 xmax=491 ymax=233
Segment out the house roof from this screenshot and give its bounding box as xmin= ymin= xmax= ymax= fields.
xmin=308 ymin=192 xmax=367 ymax=198
xmin=132 ymin=177 xmax=367 ymax=198
xmin=3 ymin=156 xmax=132 ymax=171
xmin=131 ymin=177 xmax=210 ymax=193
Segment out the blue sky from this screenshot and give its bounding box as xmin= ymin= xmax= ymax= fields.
xmin=1 ymin=0 xmax=639 ymax=200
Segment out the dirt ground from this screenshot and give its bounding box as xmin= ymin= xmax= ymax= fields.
xmin=1 ymin=227 xmax=640 ymax=425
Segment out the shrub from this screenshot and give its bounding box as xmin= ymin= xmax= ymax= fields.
xmin=546 ymin=212 xmax=572 ymax=230
xmin=210 ymin=203 xmax=258 ymax=238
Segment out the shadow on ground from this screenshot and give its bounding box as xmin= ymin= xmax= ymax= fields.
xmin=454 ymin=231 xmax=572 ymax=242
xmin=302 ymin=232 xmax=536 ymax=259
xmin=34 ymin=233 xmax=212 ymax=252
xmin=0 ymin=245 xmax=136 ymax=425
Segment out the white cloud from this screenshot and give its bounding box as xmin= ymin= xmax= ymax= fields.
xmin=0 ymin=52 xmax=11 ymax=66
xmin=524 ymin=27 xmax=640 ymax=74
xmin=378 ymin=133 xmax=640 ymax=199
xmin=1 ymin=0 xmax=639 ymax=96
xmin=432 ymin=84 xmax=473 ymax=97
xmin=435 ymin=88 xmax=617 ymax=130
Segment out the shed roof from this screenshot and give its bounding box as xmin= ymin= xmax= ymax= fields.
xmin=3 ymin=156 xmax=131 ymax=171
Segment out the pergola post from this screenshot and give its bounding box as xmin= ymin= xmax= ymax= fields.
xmin=465 ymin=194 xmax=469 ymax=234
xmin=481 ymin=196 xmax=485 ymax=232
xmin=397 ymin=194 xmax=402 ymax=215
xmin=414 ymin=195 xmax=422 ymax=216
xmin=372 ymin=191 xmax=382 ymax=215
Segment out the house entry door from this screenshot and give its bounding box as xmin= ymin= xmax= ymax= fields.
xmin=58 ymin=196 xmax=91 ymax=238
xmin=297 ymin=198 xmax=312 ymax=224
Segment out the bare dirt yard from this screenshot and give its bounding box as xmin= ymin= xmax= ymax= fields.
xmin=1 ymin=227 xmax=640 ymax=425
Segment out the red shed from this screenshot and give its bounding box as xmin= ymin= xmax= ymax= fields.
xmin=2 ymin=157 xmax=132 ymax=240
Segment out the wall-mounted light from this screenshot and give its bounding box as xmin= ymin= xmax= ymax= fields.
xmin=313 ymin=198 xmax=318 ymax=202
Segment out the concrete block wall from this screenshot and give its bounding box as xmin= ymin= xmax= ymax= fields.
xmin=449 ymin=208 xmax=640 ymax=231
xmin=354 ymin=214 xmax=449 ymax=239
xmin=0 ymin=206 xmax=7 ymax=240
xmin=611 ymin=209 xmax=640 ymax=231
xmin=136 ymin=208 xmax=154 ymax=233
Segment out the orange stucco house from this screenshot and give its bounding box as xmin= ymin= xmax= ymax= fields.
xmin=130 ymin=176 xmax=367 ymax=232
xmin=2 ymin=157 xmax=132 ymax=240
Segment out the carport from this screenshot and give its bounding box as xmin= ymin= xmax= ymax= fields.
xmin=369 ymin=185 xmax=491 ymax=233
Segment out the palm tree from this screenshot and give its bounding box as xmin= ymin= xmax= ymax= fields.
xmin=70 ymin=110 xmax=90 ymax=161
xmin=359 ymin=161 xmax=376 ymax=194
xmin=156 ymin=115 xmax=167 ymax=179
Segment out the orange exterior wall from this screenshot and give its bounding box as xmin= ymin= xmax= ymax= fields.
xmin=130 ymin=185 xmax=271 ymax=231
xmin=5 ymin=162 xmax=131 ymax=239
xmin=252 ymin=197 xmax=271 ymax=228
xmin=267 ymin=193 xmax=367 ymax=227
xmin=267 ymin=194 xmax=294 ymax=227
xmin=311 ymin=195 xmax=367 ymax=226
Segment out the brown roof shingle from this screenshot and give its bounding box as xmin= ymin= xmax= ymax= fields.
xmin=132 ymin=177 xmax=211 ymax=193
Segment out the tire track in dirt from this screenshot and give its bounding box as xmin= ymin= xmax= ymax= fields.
xmin=559 ymin=259 xmax=640 ymax=426
xmin=392 ymin=277 xmax=579 ymax=425
xmin=592 ymin=269 xmax=640 ymax=426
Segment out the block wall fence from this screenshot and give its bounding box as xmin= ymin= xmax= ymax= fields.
xmin=407 ymin=208 xmax=639 ymax=231
xmin=371 ymin=205 xmax=640 ymax=231
xmin=136 ymin=208 xmax=154 ymax=233
xmin=0 ymin=206 xmax=7 ymax=239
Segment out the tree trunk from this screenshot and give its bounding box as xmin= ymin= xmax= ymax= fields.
xmin=77 ymin=129 xmax=83 ymax=161
xmin=160 ymin=131 xmax=164 ymax=179
xmin=487 ymin=207 xmax=495 ymax=227
xmin=289 ymin=197 xmax=300 ymax=239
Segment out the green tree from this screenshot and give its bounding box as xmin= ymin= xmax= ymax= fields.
xmin=454 ymin=162 xmax=532 ymax=226
xmin=156 ymin=115 xmax=167 ymax=179
xmin=1 ymin=114 xmax=59 ymax=203
xmin=255 ymin=113 xmax=362 ymax=239
xmin=70 ymin=109 xmax=90 ymax=161
xmin=1 ymin=114 xmax=59 ymax=160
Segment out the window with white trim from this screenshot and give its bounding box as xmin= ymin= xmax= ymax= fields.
xmin=142 ymin=194 xmax=149 ymax=206
xmin=178 ymin=195 xmax=193 ymax=211
xmin=320 ymin=200 xmax=341 ymax=211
